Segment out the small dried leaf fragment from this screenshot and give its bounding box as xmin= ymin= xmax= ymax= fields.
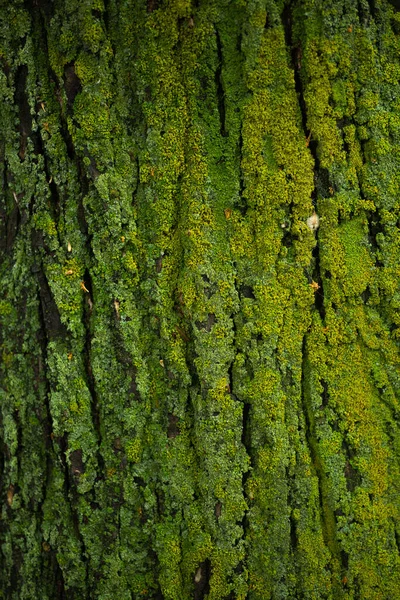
xmin=7 ymin=485 xmax=14 ymax=506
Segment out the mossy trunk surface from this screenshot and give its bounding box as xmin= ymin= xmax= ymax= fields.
xmin=1 ymin=0 xmax=400 ymax=598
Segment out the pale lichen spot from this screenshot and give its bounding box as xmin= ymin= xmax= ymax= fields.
xmin=306 ymin=212 xmax=320 ymax=231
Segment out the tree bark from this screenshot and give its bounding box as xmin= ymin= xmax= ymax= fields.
xmin=1 ymin=0 xmax=400 ymax=598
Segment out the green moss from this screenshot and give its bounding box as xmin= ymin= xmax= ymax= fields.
xmin=1 ymin=0 xmax=400 ymax=598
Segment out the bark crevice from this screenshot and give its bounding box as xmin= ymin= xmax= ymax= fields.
xmin=81 ymin=268 xmax=105 ymax=479
xmin=215 ymin=29 xmax=228 ymax=138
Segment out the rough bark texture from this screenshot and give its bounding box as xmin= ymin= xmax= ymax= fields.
xmin=1 ymin=0 xmax=400 ymax=598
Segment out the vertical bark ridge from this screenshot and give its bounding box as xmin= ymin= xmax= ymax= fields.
xmin=292 ymin=0 xmax=400 ymax=597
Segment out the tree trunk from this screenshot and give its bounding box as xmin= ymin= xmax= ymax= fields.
xmin=1 ymin=0 xmax=400 ymax=598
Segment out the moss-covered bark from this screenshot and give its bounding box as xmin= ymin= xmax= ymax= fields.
xmin=1 ymin=0 xmax=400 ymax=598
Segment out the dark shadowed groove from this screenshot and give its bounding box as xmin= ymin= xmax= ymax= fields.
xmin=240 ymin=398 xmax=251 ymax=528
xmin=35 ymin=266 xmax=88 ymax=583
xmin=282 ymin=1 xmax=325 ymax=321
xmin=366 ymin=0 xmax=377 ymax=19
xmin=236 ymin=128 xmax=247 ymax=216
xmin=394 ymin=524 xmax=400 ymax=555
xmin=226 ymin=16 xmax=251 ymax=564
xmin=36 ymin=267 xmax=66 ymax=340
xmin=9 ymin=547 xmax=23 ymax=597
xmin=14 ymin=65 xmax=32 ymax=161
xmin=35 ymin=134 xmax=62 ymax=246
xmin=312 ymin=232 xmax=325 ymax=321
xmin=57 ymin=433 xmax=89 ymax=585
xmin=147 ymin=0 xmax=159 ymax=13
xmin=301 ymin=336 xmax=342 ymax=588
xmin=282 ymin=3 xmax=308 ymax=138
xmin=36 ymin=287 xmax=56 ymax=472
xmin=194 ymin=558 xmax=211 ymax=600
xmin=31 ymin=117 xmax=62 ymax=231
xmin=288 ymin=475 xmax=299 ymax=556
xmin=235 ymin=26 xmax=246 ymax=217
xmin=82 ymin=268 xmax=105 ymax=478
xmin=300 ymin=338 xmax=325 ymax=516
xmin=36 ymin=290 xmax=67 ymax=595
xmin=28 ymin=0 xmax=55 ymax=23
xmin=5 ymin=189 xmax=20 ymax=255
xmin=24 ymin=4 xmax=64 ymax=243
xmin=52 ymin=555 xmax=67 ymax=600
xmin=63 ymin=63 xmax=82 ymax=109
xmin=367 ymin=210 xmax=385 ymax=268
xmin=59 ymin=113 xmax=77 ymax=161
xmin=0 ymin=414 xmax=4 ymax=540
xmin=215 ymin=28 xmax=227 ymax=138
xmin=0 ymin=143 xmax=7 ymax=254
xmin=340 ymin=421 xmax=363 ymax=494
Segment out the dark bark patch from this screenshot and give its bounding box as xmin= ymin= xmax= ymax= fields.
xmin=366 ymin=0 xmax=376 ymax=18
xmin=361 ymin=286 xmax=371 ymax=304
xmin=367 ymin=211 xmax=384 ymax=255
xmin=59 ymin=121 xmax=76 ymax=160
xmin=240 ymin=285 xmax=255 ymax=299
xmin=87 ymin=156 xmax=100 ymax=180
xmin=14 ymin=66 xmax=32 ymax=161
xmin=33 ymin=0 xmax=55 ymax=22
xmin=341 ymin=549 xmax=349 ymax=570
xmin=48 ymin=173 xmax=61 ymax=224
xmin=215 ymin=29 xmax=227 ymax=138
xmin=344 ymin=460 xmax=362 ymax=492
xmin=196 ymin=313 xmax=215 ymax=332
xmin=156 ymin=488 xmax=165 ymax=515
xmin=63 ymin=63 xmax=82 ymax=109
xmin=321 ymin=380 xmax=329 ymax=407
xmin=49 ymin=548 xmax=67 ymax=599
xmin=6 ymin=198 xmax=20 ymax=253
xmin=391 ymin=12 xmax=400 ymax=33
xmin=289 ymin=511 xmax=298 ymax=551
xmin=128 ymin=370 xmax=141 ymax=400
xmin=0 ymin=56 xmax=11 ymax=77
xmin=144 ymin=85 xmax=152 ymax=101
xmin=194 ymin=559 xmax=211 ymax=600
xmin=113 ymin=438 xmax=122 ymax=453
xmin=314 ymin=167 xmax=330 ymax=199
xmin=167 ymin=413 xmax=180 ymax=438
xmin=241 ymin=402 xmax=251 ymax=497
xmin=175 ymin=325 xmax=190 ymax=342
xmin=202 ymin=275 xmax=216 ymax=299
xmin=70 ymin=449 xmax=85 ymax=478
xmin=394 ymin=526 xmax=400 ymax=554
xmin=281 ymin=218 xmax=293 ymax=249
xmin=155 ymin=255 xmax=163 ymax=273
xmin=242 ymin=402 xmax=251 ymax=446
xmin=9 ymin=547 xmax=23 ymax=595
xmin=37 ymin=269 xmax=66 ymax=340
xmin=147 ymin=0 xmax=159 ymax=13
